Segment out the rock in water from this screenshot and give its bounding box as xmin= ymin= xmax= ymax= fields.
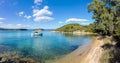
xmin=1 ymin=57 xmax=7 ymax=62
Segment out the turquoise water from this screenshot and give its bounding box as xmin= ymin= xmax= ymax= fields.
xmin=0 ymin=30 xmax=92 ymax=61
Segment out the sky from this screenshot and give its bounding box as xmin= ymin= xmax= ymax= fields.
xmin=0 ymin=0 xmax=93 ymax=29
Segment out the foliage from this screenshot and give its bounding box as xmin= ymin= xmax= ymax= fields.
xmin=115 ymin=24 xmax=120 ymax=37
xmin=88 ymin=0 xmax=120 ymax=63
xmin=88 ymin=0 xmax=120 ymax=36
xmin=100 ymin=47 xmax=120 ymax=63
xmin=55 ymin=24 xmax=94 ymax=32
xmin=84 ymin=23 xmax=96 ymax=32
xmin=55 ymin=24 xmax=84 ymax=32
xmin=100 ymin=48 xmax=114 ymax=63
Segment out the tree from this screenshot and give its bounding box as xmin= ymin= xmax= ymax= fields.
xmin=88 ymin=0 xmax=120 ymax=36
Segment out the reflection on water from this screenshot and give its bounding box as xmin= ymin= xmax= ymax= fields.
xmin=0 ymin=30 xmax=92 ymax=62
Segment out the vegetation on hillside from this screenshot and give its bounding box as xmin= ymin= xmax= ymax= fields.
xmin=88 ymin=0 xmax=120 ymax=63
xmin=55 ymin=24 xmax=83 ymax=32
xmin=54 ymin=23 xmax=94 ymax=32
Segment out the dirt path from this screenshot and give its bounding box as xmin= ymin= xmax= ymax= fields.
xmin=46 ymin=37 xmax=104 ymax=63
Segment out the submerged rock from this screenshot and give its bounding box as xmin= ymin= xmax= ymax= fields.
xmin=1 ymin=57 xmax=7 ymax=62
xmin=0 ymin=53 xmax=41 ymax=63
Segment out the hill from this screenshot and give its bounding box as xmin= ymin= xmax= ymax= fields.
xmin=54 ymin=23 xmax=95 ymax=33
xmin=54 ymin=24 xmax=86 ymax=32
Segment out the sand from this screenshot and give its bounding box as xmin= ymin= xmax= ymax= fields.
xmin=80 ymin=37 xmax=103 ymax=63
xmin=46 ymin=37 xmax=104 ymax=63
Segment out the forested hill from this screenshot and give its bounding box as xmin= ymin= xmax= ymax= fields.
xmin=54 ymin=24 xmax=94 ymax=32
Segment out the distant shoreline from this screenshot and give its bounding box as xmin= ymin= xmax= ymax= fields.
xmin=52 ymin=30 xmax=97 ymax=35
xmin=0 ymin=28 xmax=28 ymax=31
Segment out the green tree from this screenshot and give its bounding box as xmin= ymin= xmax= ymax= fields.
xmin=88 ymin=0 xmax=120 ymax=36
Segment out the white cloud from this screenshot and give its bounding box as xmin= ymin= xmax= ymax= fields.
xmin=33 ymin=6 xmax=54 ymax=22
xmin=16 ymin=24 xmax=25 ymax=28
xmin=16 ymin=24 xmax=22 ymax=26
xmin=18 ymin=11 xmax=24 ymax=16
xmin=34 ymin=0 xmax=42 ymax=4
xmin=18 ymin=11 xmax=31 ymax=20
xmin=66 ymin=18 xmax=88 ymax=23
xmin=58 ymin=21 xmax=63 ymax=24
xmin=0 ymin=22 xmax=3 ymax=24
xmin=34 ymin=16 xmax=53 ymax=22
xmin=0 ymin=17 xmax=5 ymax=24
xmin=0 ymin=23 xmax=30 ymax=29
xmin=33 ymin=6 xmax=52 ymax=17
xmin=80 ymin=22 xmax=91 ymax=25
xmin=0 ymin=24 xmax=12 ymax=28
xmin=24 ymin=15 xmax=31 ymax=19
xmin=0 ymin=17 xmax=5 ymax=21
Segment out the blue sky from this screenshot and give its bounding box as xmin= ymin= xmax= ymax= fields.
xmin=0 ymin=0 xmax=93 ymax=29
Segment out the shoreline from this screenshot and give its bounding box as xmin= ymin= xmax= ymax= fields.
xmin=51 ymin=30 xmax=97 ymax=35
xmin=46 ymin=36 xmax=103 ymax=63
xmin=80 ymin=37 xmax=103 ymax=63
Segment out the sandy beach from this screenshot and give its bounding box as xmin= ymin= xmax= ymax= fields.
xmin=46 ymin=37 xmax=104 ymax=63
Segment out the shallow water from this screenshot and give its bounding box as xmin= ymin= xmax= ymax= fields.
xmin=0 ymin=30 xmax=92 ymax=61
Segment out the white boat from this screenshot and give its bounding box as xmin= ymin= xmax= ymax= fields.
xmin=32 ymin=31 xmax=43 ymax=37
